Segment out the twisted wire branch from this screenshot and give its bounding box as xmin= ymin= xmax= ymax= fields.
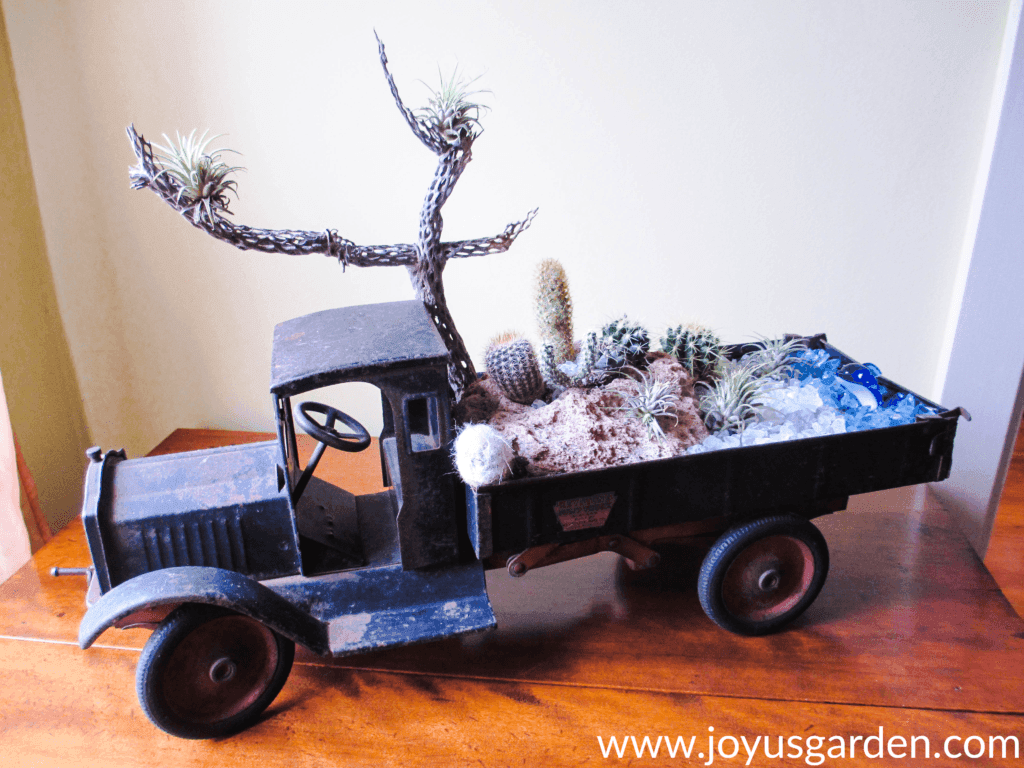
xmin=375 ymin=31 xmax=447 ymax=156
xmin=127 ymin=36 xmax=537 ymax=399
xmin=443 ymin=209 xmax=538 ymax=259
xmin=128 ymin=124 xmax=533 ymax=265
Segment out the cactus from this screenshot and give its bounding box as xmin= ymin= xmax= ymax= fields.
xmin=599 ymin=316 xmax=650 ymax=370
xmin=484 ymin=332 xmax=545 ymax=404
xmin=538 ymin=342 xmax=569 ymax=394
xmin=452 ymin=424 xmax=515 ymax=488
xmin=661 ymin=323 xmax=722 ymax=381
xmin=540 ymin=331 xmax=606 ymax=394
xmin=534 ymin=258 xmax=574 ymax=370
xmin=560 ymin=331 xmax=606 ymax=387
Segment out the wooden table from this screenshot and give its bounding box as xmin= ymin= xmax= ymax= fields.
xmin=2 ymin=429 xmax=1023 ymax=766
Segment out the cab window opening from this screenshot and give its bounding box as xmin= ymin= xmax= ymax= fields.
xmin=406 ymin=395 xmax=441 ymax=452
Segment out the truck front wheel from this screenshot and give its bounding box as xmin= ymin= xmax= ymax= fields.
xmin=698 ymin=515 xmax=829 ymax=636
xmin=136 ymin=604 xmax=295 ymax=739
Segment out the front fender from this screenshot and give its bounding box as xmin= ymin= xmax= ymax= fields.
xmin=78 ymin=566 xmax=328 ymax=655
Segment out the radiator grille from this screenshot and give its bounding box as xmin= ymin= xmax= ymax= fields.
xmin=141 ymin=511 xmax=250 ymax=573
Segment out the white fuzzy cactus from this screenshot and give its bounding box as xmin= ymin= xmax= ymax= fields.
xmin=453 ymin=424 xmax=515 ymax=488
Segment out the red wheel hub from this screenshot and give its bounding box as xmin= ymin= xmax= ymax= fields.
xmin=721 ymin=535 xmax=815 ymax=622
xmin=161 ymin=615 xmax=280 ymax=724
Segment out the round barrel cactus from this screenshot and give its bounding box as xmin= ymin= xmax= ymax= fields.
xmin=600 ymin=316 xmax=650 ymax=370
xmin=484 ymin=333 xmax=546 ymax=404
xmin=661 ymin=323 xmax=722 ymax=380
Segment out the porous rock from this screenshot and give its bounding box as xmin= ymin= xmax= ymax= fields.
xmin=455 ymin=354 xmax=708 ymax=478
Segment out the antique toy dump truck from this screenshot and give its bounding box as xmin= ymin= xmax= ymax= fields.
xmin=64 ymin=299 xmax=964 ymax=738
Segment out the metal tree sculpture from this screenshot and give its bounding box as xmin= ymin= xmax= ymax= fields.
xmin=127 ymin=34 xmax=535 ymax=398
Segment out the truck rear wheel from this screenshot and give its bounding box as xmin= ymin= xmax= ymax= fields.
xmin=698 ymin=515 xmax=829 ymax=636
xmin=136 ymin=604 xmax=294 ymax=739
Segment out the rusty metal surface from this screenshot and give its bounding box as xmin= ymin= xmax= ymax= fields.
xmin=376 ymin=372 xmax=460 ymax=570
xmin=271 ymin=300 xmax=461 ymax=570
xmin=81 ymin=448 xmax=124 ymax=593
xmin=505 ymin=535 xmax=660 ymax=577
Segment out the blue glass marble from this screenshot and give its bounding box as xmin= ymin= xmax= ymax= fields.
xmin=838 ymin=363 xmax=885 ymax=407
xmin=787 ymin=349 xmax=936 ymax=432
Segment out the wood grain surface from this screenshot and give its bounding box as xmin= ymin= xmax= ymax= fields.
xmin=987 ymin=418 xmax=1024 ymax=617
xmin=2 ymin=429 xmax=1023 ymax=766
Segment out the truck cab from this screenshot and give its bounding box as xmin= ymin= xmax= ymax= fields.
xmin=270 ymin=299 xmax=462 ymax=573
xmin=79 ymin=300 xmax=494 ymax=673
xmin=82 ymin=300 xmax=465 ymax=594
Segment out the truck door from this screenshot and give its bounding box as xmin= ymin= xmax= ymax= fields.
xmin=378 ymin=368 xmax=461 ymax=570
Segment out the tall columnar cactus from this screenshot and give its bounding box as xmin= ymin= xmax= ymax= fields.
xmin=661 ymin=323 xmax=723 ymax=381
xmin=534 ymin=258 xmax=574 ymax=371
xmin=484 ymin=332 xmax=545 ymax=404
xmin=600 ymin=316 xmax=650 ymax=370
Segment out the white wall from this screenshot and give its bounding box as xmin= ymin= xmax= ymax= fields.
xmin=2 ymin=0 xmax=1013 ymax=458
xmin=933 ymin=3 xmax=1024 ymax=555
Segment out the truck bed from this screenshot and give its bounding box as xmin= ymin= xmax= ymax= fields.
xmin=466 ymin=338 xmax=961 ymax=560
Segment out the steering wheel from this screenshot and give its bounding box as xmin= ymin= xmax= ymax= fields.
xmin=295 ymin=401 xmax=371 ymax=453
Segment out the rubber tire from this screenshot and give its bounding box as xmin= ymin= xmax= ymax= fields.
xmin=136 ymin=604 xmax=294 ymax=739
xmin=698 ymin=515 xmax=829 ymax=636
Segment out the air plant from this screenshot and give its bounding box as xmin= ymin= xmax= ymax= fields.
xmin=151 ymin=130 xmax=243 ymax=224
xmin=416 ymin=68 xmax=489 ymax=146
xmin=698 ymin=360 xmax=770 ymax=434
xmin=743 ymin=336 xmax=805 ymax=379
xmin=616 ymin=368 xmax=680 ymax=441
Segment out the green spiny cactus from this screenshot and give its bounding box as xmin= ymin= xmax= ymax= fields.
xmin=565 ymin=331 xmax=605 ymax=387
xmin=600 ymin=316 xmax=650 ymax=370
xmin=534 ymin=259 xmax=574 ymax=369
xmin=539 ymin=342 xmax=570 ymax=395
xmin=484 ymin=332 xmax=545 ymax=404
xmin=661 ymin=323 xmax=722 ymax=380
xmin=540 ymin=331 xmax=606 ymax=393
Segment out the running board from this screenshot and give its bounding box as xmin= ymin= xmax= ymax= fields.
xmin=272 ymin=559 xmax=496 ymax=656
xmin=327 ymin=591 xmax=495 ymax=655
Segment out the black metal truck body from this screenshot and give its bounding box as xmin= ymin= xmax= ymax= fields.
xmin=469 ymin=356 xmax=959 ymax=564
xmin=70 ymin=299 xmax=964 ymax=738
xmin=79 ymin=301 xmax=496 ymax=658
